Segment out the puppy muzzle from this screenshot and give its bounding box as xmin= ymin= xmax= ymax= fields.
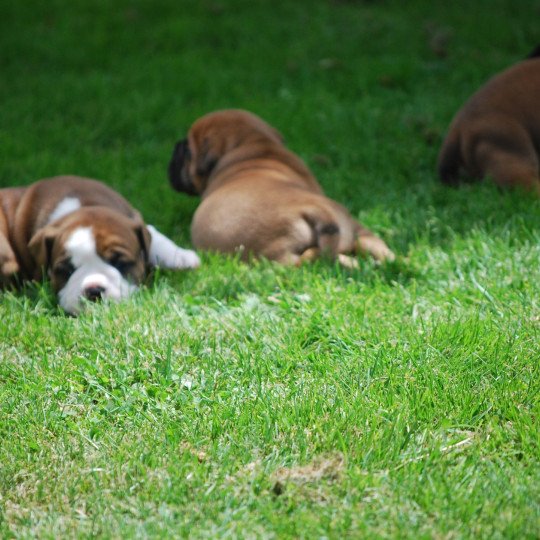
xmin=84 ymin=285 xmax=106 ymax=302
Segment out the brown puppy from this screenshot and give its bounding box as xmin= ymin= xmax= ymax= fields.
xmin=168 ymin=109 xmax=394 ymax=266
xmin=438 ymin=53 xmax=540 ymax=193
xmin=0 ymin=176 xmax=199 ymax=314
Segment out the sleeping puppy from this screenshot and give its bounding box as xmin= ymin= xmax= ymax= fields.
xmin=0 ymin=176 xmax=200 ymax=314
xmin=168 ymin=109 xmax=394 ymax=266
xmin=438 ymin=51 xmax=540 ymax=193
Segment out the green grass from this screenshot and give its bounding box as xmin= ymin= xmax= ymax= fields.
xmin=1 ymin=0 xmax=540 ymax=537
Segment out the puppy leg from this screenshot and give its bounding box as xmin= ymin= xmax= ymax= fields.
xmin=264 ymin=242 xmax=323 ymax=266
xmin=274 ymin=247 xmax=360 ymax=268
xmin=263 ymin=212 xmax=341 ymax=265
xmin=280 ymin=237 xmax=392 ymax=268
xmin=475 ymin=126 xmax=540 ymax=194
xmin=297 ymin=247 xmax=361 ymax=269
xmin=263 ymin=239 xmax=303 ymax=265
xmin=146 ymin=225 xmax=200 ymax=269
xmin=355 ymin=229 xmax=395 ymax=263
xmin=0 ymin=211 xmax=19 ymax=279
xmin=479 ymin=149 xmax=540 ymax=194
xmin=0 ymin=234 xmax=19 ymax=278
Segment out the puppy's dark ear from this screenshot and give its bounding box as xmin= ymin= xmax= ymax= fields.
xmin=28 ymin=226 xmax=57 ymax=274
xmin=195 ymin=138 xmax=218 ymax=179
xmin=169 ymin=138 xmax=190 ymax=191
xmin=526 ymin=44 xmax=540 ymax=59
xmin=172 ymin=138 xmax=189 ymax=165
xmin=133 ymin=222 xmax=152 ymax=264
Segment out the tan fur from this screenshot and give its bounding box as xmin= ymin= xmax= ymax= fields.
xmin=438 ymin=57 xmax=540 ymax=193
xmin=0 ymin=176 xmax=148 ymax=288
xmin=0 ymin=187 xmax=25 ymax=279
xmin=169 ymin=109 xmax=394 ymax=265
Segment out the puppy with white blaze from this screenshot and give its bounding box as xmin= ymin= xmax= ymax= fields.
xmin=0 ymin=176 xmax=200 ymax=314
xmin=56 ymin=224 xmax=138 ymax=314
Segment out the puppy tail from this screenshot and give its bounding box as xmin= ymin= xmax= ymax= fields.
xmin=315 ymin=222 xmax=341 ymax=256
xmin=301 ymin=211 xmax=340 ymax=260
xmin=437 ymin=126 xmax=463 ymax=186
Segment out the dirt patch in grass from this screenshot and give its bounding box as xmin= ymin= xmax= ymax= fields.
xmin=271 ymin=453 xmax=345 ymax=495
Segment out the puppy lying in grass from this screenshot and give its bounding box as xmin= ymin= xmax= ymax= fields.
xmin=0 ymin=176 xmax=199 ymax=314
xmin=438 ymin=48 xmax=540 ymax=194
xmin=168 ymin=109 xmax=394 ymax=266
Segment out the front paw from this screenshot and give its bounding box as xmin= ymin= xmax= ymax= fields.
xmin=172 ymin=248 xmax=201 ymax=269
xmin=146 ymin=225 xmax=201 ymax=270
xmin=0 ymin=257 xmax=19 ymax=278
xmin=154 ymin=246 xmax=201 ymax=270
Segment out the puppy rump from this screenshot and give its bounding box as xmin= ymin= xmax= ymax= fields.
xmin=437 ymin=55 xmax=540 ymax=192
xmin=171 ymin=109 xmax=395 ymax=265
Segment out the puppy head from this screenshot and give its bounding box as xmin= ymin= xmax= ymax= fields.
xmin=168 ymin=109 xmax=283 ymax=196
xmin=28 ymin=207 xmax=151 ymax=314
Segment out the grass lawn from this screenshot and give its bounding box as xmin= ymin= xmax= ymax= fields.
xmin=1 ymin=0 xmax=539 ymax=537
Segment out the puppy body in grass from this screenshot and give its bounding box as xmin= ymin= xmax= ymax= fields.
xmin=0 ymin=176 xmax=199 ymax=314
xmin=438 ymin=52 xmax=540 ymax=194
xmin=169 ymin=109 xmax=394 ymax=266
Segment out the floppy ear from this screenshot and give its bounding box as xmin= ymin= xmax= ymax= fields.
xmin=168 ymin=138 xmax=189 ymax=189
xmin=195 ymin=138 xmax=219 ymax=179
xmin=169 ymin=137 xmax=204 ymax=196
xmin=270 ymin=126 xmax=284 ymax=144
xmin=172 ymin=138 xmax=189 ymax=164
xmin=133 ymin=222 xmax=152 ymax=264
xmin=28 ymin=225 xmax=58 ymax=271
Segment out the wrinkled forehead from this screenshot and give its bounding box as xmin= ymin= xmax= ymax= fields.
xmin=191 ymin=113 xmax=245 ymax=142
xmin=190 ymin=111 xmax=281 ymax=151
xmin=55 ymin=222 xmax=140 ymax=262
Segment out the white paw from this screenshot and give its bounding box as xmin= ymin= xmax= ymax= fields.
xmin=147 ymin=225 xmax=201 ymax=270
xmin=168 ymin=247 xmax=201 ymax=269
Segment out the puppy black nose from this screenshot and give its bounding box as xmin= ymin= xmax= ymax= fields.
xmin=84 ymin=285 xmax=105 ymax=302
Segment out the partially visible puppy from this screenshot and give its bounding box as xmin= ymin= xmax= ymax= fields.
xmin=0 ymin=176 xmax=200 ymax=314
xmin=168 ymin=109 xmax=394 ymax=266
xmin=438 ymin=50 xmax=540 ymax=193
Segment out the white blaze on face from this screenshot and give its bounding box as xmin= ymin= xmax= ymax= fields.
xmin=58 ymin=226 xmax=137 ymax=314
xmin=48 ymin=197 xmax=82 ymax=224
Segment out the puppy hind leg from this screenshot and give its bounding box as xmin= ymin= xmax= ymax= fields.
xmin=269 ymin=246 xmax=326 ymax=266
xmin=355 ymin=226 xmax=395 ymax=263
xmin=299 ymin=247 xmax=320 ymax=263
xmin=0 ymin=233 xmax=19 ymax=278
xmin=298 ymin=246 xmax=360 ymax=268
xmin=475 ymin=132 xmax=540 ymax=194
xmin=483 ymin=154 xmax=540 ymax=194
xmin=146 ymin=225 xmax=201 ymax=269
xmin=264 ymin=213 xmax=340 ymax=265
xmin=0 ymin=211 xmax=19 ymax=278
xmin=260 ymin=237 xmax=303 ymax=265
xmin=296 ymin=215 xmax=341 ymax=263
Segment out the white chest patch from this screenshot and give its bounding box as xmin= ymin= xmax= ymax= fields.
xmin=58 ymin=225 xmax=137 ymax=314
xmin=48 ymin=197 xmax=81 ymax=224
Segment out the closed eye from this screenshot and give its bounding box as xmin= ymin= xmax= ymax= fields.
xmin=53 ymin=260 xmax=75 ymax=280
xmin=108 ymin=255 xmax=135 ymax=274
